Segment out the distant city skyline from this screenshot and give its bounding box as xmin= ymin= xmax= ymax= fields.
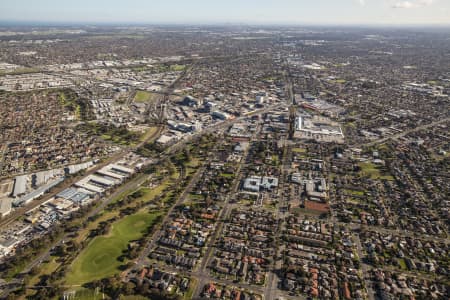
xmin=0 ymin=0 xmax=449 ymax=26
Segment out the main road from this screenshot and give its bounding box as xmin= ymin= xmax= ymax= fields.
xmin=353 ymin=116 xmax=450 ymax=148
xmin=134 ymin=163 xmax=207 ymax=267
xmin=0 ymin=125 xmax=163 ymax=229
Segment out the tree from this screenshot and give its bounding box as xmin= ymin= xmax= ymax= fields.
xmin=29 ymin=266 xmax=39 ymax=276
xmin=123 ymin=282 xmax=136 ymax=295
xmin=183 ymin=148 xmax=192 ymax=162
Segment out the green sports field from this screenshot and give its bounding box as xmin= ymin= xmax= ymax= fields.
xmin=358 ymin=162 xmax=394 ymax=181
xmin=66 ymin=212 xmax=160 ymax=285
xmin=134 ymin=90 xmax=154 ymax=103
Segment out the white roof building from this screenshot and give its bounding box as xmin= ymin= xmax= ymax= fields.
xmin=13 ymin=175 xmax=27 ymax=197
xmin=243 ymin=176 xmax=279 ymax=192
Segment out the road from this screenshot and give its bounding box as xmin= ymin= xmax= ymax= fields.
xmin=18 ymin=103 xmax=278 ymax=279
xmin=135 ymin=128 xmax=227 ymax=268
xmin=192 ymin=162 xmax=245 ymax=298
xmin=337 ymin=221 xmax=449 ymax=244
xmin=263 ymin=66 xmax=296 ymax=300
xmin=135 ymin=163 xmax=207 ymax=267
xmin=2 ymin=97 xmax=282 ymax=298
xmin=0 ymin=125 xmax=161 ymax=230
xmin=353 ymin=233 xmax=375 ymax=300
xmin=0 ymin=170 xmax=152 ymax=298
xmin=354 ymin=117 xmax=450 ymax=148
xmin=0 ymin=112 xmax=181 ymax=297
xmin=190 ymin=122 xmax=258 ymax=298
xmin=0 ymin=62 xmax=180 ymax=230
xmin=39 ymin=173 xmax=149 ymax=267
xmin=16 ymin=129 xmax=192 ymax=281
xmin=128 ymin=262 xmax=267 ymax=296
xmin=265 ymin=137 xmax=289 ymax=300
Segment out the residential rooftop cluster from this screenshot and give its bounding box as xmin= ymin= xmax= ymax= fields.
xmin=210 ymin=209 xmax=276 ymax=285
xmin=0 ymin=90 xmax=112 ymax=176
xmin=127 ymin=266 xmax=191 ymax=298
xmin=201 ymin=282 xmax=263 ymax=300
xmin=0 ymin=25 xmax=448 ymax=300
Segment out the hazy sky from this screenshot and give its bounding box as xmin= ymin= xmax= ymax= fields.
xmin=0 ymin=0 xmax=449 ymax=25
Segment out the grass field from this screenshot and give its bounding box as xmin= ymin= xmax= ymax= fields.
xmin=29 ymin=257 xmax=60 ymax=285
xmin=59 ymin=91 xmax=81 ymax=120
xmin=359 ymin=162 xmax=394 ymax=180
xmin=184 ymin=277 xmax=198 ymax=300
xmin=292 ymin=148 xmax=307 ymax=153
xmin=185 ymin=158 xmax=200 ymax=177
xmin=344 ymin=189 xmax=365 ymax=196
xmin=139 ymin=126 xmax=159 ymax=142
xmin=170 ymin=64 xmax=186 ymax=71
xmin=122 ymin=296 xmax=149 ymax=300
xmin=188 ymin=193 xmax=204 ymax=201
xmin=65 ymin=165 xmax=180 ymax=285
xmin=61 ymin=287 xmax=104 ymax=300
xmin=291 ymin=207 xmax=324 ymax=216
xmin=398 ymin=258 xmax=407 ymax=270
xmin=73 ymin=210 xmax=117 ymax=245
xmin=133 ymin=185 xmax=171 ymax=204
xmin=80 ymin=122 xmax=140 ymax=146
xmin=62 ymin=155 xmax=195 ymax=286
xmin=110 ymin=168 xmax=179 ymax=207
xmin=66 ymin=212 xmax=161 ymax=285
xmin=346 ymin=197 xmax=363 ymax=205
xmin=134 ymin=90 xmax=154 ymax=103
xmin=220 ymin=173 xmax=235 ymax=178
xmin=272 ymin=155 xmax=279 ymax=165
xmin=21 ymin=257 xmax=61 ymax=299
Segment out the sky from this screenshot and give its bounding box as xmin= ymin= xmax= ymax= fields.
xmin=0 ymin=0 xmax=449 ymax=26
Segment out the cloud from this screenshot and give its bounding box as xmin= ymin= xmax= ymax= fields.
xmin=392 ymin=1 xmax=416 ymax=8
xmin=419 ymin=0 xmax=435 ymax=4
xmin=392 ymin=0 xmax=434 ymax=9
xmin=357 ymin=0 xmax=366 ymax=6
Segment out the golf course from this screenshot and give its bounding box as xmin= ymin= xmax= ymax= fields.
xmin=66 ymin=211 xmax=161 ymax=285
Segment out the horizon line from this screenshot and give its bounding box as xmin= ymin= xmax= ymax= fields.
xmin=1 ymin=19 xmax=450 ymax=28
